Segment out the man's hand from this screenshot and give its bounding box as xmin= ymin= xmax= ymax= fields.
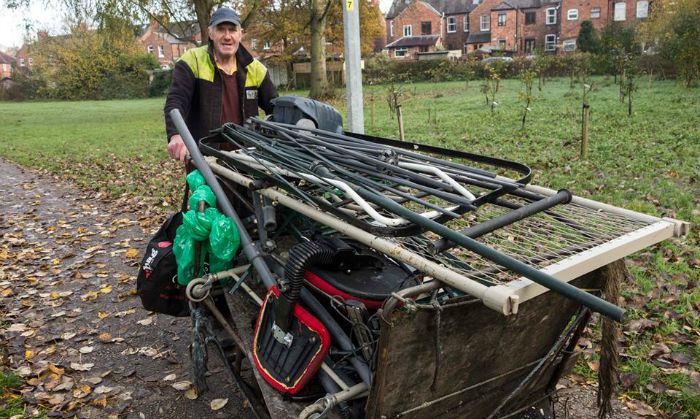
xmin=167 ymin=134 xmax=189 ymax=162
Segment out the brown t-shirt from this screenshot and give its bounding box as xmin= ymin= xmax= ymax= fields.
xmin=220 ymin=70 xmax=242 ymax=125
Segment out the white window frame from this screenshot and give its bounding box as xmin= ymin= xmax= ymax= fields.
xmin=395 ymin=47 xmax=408 ymax=58
xmin=403 ymin=24 xmax=412 ymax=37
xmin=614 ymin=2 xmax=626 ymax=21
xmin=28 ymin=57 xmax=33 ymax=65
xmin=591 ymin=7 xmax=601 ymax=18
xmin=19 ymin=58 xmax=25 ymax=66
xmin=447 ymin=16 xmax=457 ymax=33
xmin=147 ymin=44 xmax=154 ymax=54
xmin=546 ymin=8 xmax=557 ymax=25
xmin=263 ymin=41 xmax=271 ymax=51
xmin=497 ymin=13 xmax=506 ymax=26
xmin=251 ymin=39 xmax=258 ymax=50
xmin=567 ymin=9 xmax=578 ymax=20
xmin=497 ymin=39 xmax=506 ymax=49
xmin=480 ymin=15 xmax=490 ymax=31
xmin=158 ymin=45 xmax=165 ymax=58
xmin=636 ymin=0 xmax=649 ymax=18
xmin=544 ymin=34 xmax=556 ymax=51
xmin=389 ymin=20 xmax=394 ymax=37
xmin=563 ymin=39 xmax=576 ymax=51
xmin=464 ymin=15 xmax=469 ymax=31
xmin=524 ymin=38 xmax=535 ymax=52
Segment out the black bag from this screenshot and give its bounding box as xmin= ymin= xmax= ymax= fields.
xmin=136 ymin=186 xmax=190 ymax=317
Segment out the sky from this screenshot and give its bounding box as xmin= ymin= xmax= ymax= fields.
xmin=0 ymin=0 xmax=394 ymax=50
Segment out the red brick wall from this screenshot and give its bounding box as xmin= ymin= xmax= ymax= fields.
xmin=386 ymin=1 xmax=442 ymax=44
xmin=560 ymin=0 xmax=609 ymax=40
xmin=139 ymin=21 xmax=198 ymax=68
xmin=490 ymin=9 xmax=518 ymax=50
xmin=15 ymin=46 xmax=31 ymax=69
xmin=443 ymin=13 xmax=469 ymax=50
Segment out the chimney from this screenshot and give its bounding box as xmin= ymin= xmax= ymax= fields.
xmin=37 ymin=30 xmax=49 ymax=41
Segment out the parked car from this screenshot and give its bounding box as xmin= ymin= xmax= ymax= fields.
xmin=481 ymin=56 xmax=514 ymax=65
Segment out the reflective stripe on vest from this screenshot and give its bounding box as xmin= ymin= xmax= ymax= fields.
xmin=179 ymin=46 xmax=267 ymax=87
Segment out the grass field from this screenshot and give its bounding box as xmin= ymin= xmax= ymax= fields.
xmin=0 ymin=77 xmax=698 ymax=416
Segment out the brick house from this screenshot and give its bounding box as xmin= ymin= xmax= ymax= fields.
xmin=0 ymin=51 xmax=15 ymax=79
xmin=138 ymin=18 xmax=201 ymax=69
xmin=384 ymin=0 xmax=445 ymax=58
xmin=385 ymin=0 xmax=651 ymax=57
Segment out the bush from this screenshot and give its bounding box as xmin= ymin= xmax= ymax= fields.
xmin=149 ymin=69 xmax=173 ymax=97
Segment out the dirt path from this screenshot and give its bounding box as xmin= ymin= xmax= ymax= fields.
xmin=0 ymin=158 xmax=644 ymax=419
xmin=0 ymin=159 xmax=248 ymax=418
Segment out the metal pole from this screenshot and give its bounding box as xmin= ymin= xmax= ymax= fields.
xmin=342 ymin=0 xmax=364 ymax=133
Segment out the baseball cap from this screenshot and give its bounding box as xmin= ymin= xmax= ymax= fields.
xmin=209 ymin=7 xmax=241 ymax=27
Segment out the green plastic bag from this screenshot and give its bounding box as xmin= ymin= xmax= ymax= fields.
xmin=173 ymin=170 xmax=240 ymax=285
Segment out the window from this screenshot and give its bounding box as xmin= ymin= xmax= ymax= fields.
xmin=389 ymin=20 xmax=394 ymax=37
xmin=480 ymin=15 xmax=490 ymax=31
xmin=497 ymin=39 xmax=506 ymax=49
xmin=19 ymin=58 xmax=25 ymax=66
xmin=545 ymin=34 xmax=556 ymax=51
xmin=563 ymin=39 xmax=576 ymax=51
xmin=251 ymin=39 xmax=258 ymax=50
xmin=546 ymin=8 xmax=557 ymax=25
xmin=395 ymin=48 xmax=408 ymax=58
xmin=567 ymin=9 xmax=578 ymax=20
xmin=28 ymin=57 xmax=33 ymax=65
xmin=636 ymin=0 xmax=649 ymax=18
xmin=403 ymin=25 xmax=412 ymax=37
xmin=614 ymin=2 xmax=626 ymax=21
xmin=524 ymin=38 xmax=535 ymax=53
xmin=419 ymin=45 xmax=429 ymax=52
xmin=158 ymin=45 xmax=165 ymax=58
xmin=263 ymin=41 xmax=271 ymax=50
xmin=525 ymin=11 xmax=536 ymax=24
xmin=464 ymin=15 xmax=469 ymax=31
xmin=447 ymin=16 xmax=457 ymax=33
xmin=497 ymin=13 xmax=506 ymax=26
xmin=422 ymin=21 xmax=432 ymax=35
xmin=591 ymin=7 xmax=601 ymax=18
xmin=147 ymin=44 xmax=154 ymax=54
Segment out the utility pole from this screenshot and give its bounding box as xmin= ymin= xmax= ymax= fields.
xmin=342 ymin=0 xmax=365 ymax=133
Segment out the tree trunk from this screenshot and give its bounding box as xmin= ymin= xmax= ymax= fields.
xmin=309 ymin=0 xmax=329 ymax=99
xmin=193 ymin=0 xmax=214 ymax=45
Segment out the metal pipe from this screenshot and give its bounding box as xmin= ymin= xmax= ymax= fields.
xmin=297 ymin=382 xmax=369 ymax=419
xmin=355 ymin=186 xmax=625 ymax=322
xmin=432 ymin=189 xmax=573 ymax=252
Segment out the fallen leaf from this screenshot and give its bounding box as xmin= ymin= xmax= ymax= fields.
xmin=210 ymin=398 xmax=228 ymax=410
xmin=62 ymin=332 xmax=77 ymax=340
xmin=97 ymin=311 xmax=110 ymax=319
xmin=668 ymin=352 xmax=691 ymax=365
xmin=125 ymin=248 xmax=140 ymax=258
xmin=7 ymin=323 xmax=27 ymax=332
xmin=137 ymin=318 xmax=153 ymax=326
xmin=163 ymin=374 xmax=176 ymax=381
xmin=79 ymin=346 xmax=94 ymax=354
xmin=81 ymin=291 xmax=99 ymax=301
xmin=100 ymin=284 xmax=113 ymax=294
xmin=172 ymin=381 xmax=191 ymax=391
xmin=98 ymin=332 xmax=113 ymax=342
xmin=185 ymin=388 xmax=198 ymax=400
xmin=94 ymin=385 xmax=114 ymax=394
xmin=70 ymin=362 xmax=95 ymax=371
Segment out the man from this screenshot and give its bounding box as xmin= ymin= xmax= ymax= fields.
xmin=164 ymin=7 xmax=278 ymax=161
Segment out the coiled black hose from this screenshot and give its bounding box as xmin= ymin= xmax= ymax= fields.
xmin=276 ymin=241 xmax=334 ymax=331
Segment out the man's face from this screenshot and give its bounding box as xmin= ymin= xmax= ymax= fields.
xmin=209 ymin=22 xmax=243 ymax=59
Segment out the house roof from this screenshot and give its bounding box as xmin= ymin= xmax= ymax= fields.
xmin=385 ymin=35 xmax=440 ymax=48
xmin=139 ymin=20 xmax=199 ymax=42
xmin=386 ymin=0 xmax=480 ymax=19
xmin=386 ymin=0 xmax=443 ymax=19
xmin=492 ymin=1 xmax=515 ymax=10
xmin=444 ymin=0 xmax=480 ymax=14
xmin=0 ymin=51 xmax=15 ymax=65
xmin=466 ymin=32 xmax=491 ymax=43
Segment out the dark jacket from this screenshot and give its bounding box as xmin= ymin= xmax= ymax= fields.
xmin=164 ymin=43 xmax=278 ymax=142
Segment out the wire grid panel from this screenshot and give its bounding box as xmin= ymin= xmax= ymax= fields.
xmin=392 ymin=199 xmax=653 ymax=286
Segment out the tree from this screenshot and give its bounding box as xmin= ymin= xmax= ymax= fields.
xmin=577 ymin=20 xmax=599 ymax=53
xmin=639 ymin=0 xmax=700 ymax=86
